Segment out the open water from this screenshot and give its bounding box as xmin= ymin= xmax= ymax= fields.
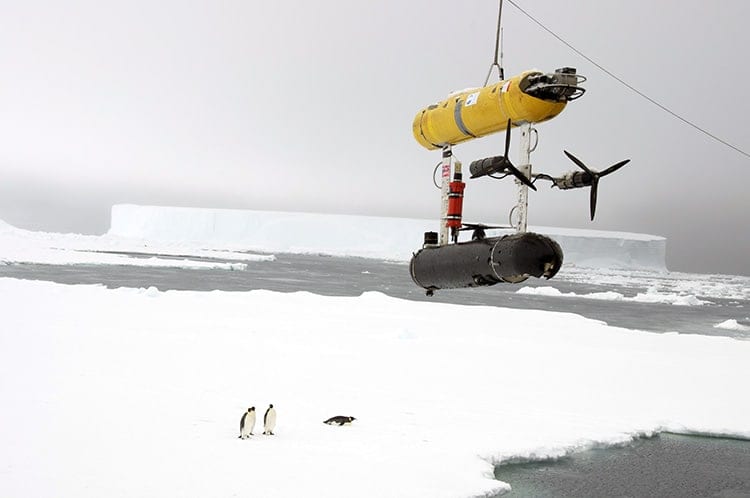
xmin=495 ymin=433 xmax=750 ymax=497
xmin=2 ymin=253 xmax=749 ymax=496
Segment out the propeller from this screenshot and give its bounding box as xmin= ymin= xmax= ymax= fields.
xmin=563 ymin=151 xmax=630 ymax=220
xmin=469 ymin=120 xmax=537 ymax=191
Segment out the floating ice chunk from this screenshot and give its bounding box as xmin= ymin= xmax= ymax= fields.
xmin=714 ymin=319 xmax=750 ymax=332
xmin=516 ymin=286 xmax=566 ymax=297
xmin=517 ymin=286 xmax=709 ymax=306
xmin=631 ymin=291 xmax=710 ymax=306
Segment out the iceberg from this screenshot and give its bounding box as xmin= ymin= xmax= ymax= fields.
xmin=109 ymin=204 xmax=667 ymax=270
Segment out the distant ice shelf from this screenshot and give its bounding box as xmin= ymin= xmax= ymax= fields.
xmin=109 ymin=204 xmax=668 ymax=271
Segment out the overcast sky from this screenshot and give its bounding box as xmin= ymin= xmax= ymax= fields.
xmin=1 ymin=0 xmax=748 ymax=275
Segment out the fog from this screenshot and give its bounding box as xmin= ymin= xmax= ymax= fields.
xmin=1 ymin=0 xmax=748 ymax=275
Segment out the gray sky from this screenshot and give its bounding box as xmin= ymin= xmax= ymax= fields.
xmin=1 ymin=0 xmax=748 ymax=275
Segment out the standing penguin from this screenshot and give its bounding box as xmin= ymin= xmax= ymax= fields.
xmin=263 ymin=404 xmax=276 ymax=435
xmin=239 ymin=407 xmax=256 ymax=439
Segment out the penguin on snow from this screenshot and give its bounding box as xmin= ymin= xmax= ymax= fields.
xmin=239 ymin=406 xmax=256 ymax=439
xmin=324 ymin=415 xmax=356 ymax=426
xmin=263 ymin=404 xmax=276 ymax=435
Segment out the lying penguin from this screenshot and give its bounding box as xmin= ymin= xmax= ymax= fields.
xmin=323 ymin=415 xmax=356 ymax=426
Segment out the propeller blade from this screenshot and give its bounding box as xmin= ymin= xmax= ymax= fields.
xmin=563 ymin=150 xmax=594 ymax=175
xmin=589 ymin=177 xmax=599 ymax=220
xmin=501 ymin=120 xmax=537 ymax=190
xmin=460 ymin=222 xmax=508 ymax=231
xmin=503 ymin=119 xmax=512 ymax=158
xmin=506 ymin=162 xmax=538 ymax=191
xmin=599 ymin=159 xmax=631 ymax=177
xmin=560 ymin=150 xmax=630 ymax=220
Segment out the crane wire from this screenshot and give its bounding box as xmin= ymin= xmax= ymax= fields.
xmin=483 ymin=0 xmax=505 ymax=85
xmin=506 ymin=0 xmax=750 ymax=160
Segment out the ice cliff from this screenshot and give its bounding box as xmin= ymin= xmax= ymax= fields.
xmin=109 ymin=204 xmax=667 ymax=271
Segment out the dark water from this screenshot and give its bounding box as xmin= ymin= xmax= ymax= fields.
xmin=494 ymin=433 xmax=750 ymax=498
xmin=2 ymin=253 xmax=749 ymax=496
xmin=0 ymin=253 xmax=747 ymax=339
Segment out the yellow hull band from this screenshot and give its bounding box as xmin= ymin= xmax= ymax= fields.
xmin=413 ymin=70 xmax=567 ymax=150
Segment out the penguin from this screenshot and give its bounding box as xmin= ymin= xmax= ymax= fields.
xmin=324 ymin=415 xmax=356 ymax=426
xmin=239 ymin=407 xmax=255 ymax=439
xmin=263 ymin=404 xmax=276 ymax=435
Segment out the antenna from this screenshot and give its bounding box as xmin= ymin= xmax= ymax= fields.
xmin=500 ymin=27 xmax=504 ymax=80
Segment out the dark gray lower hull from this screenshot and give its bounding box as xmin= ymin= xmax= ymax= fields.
xmin=409 ymin=232 xmax=563 ymax=292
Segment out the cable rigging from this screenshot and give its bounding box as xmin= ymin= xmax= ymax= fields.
xmin=505 ymin=0 xmax=750 ymax=160
xmin=483 ymin=0 xmax=505 ymax=86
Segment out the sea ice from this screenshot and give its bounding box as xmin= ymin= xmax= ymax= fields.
xmin=1 ymin=279 xmax=748 ymax=498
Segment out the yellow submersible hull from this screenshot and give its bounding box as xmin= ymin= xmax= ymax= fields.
xmin=412 ymin=68 xmax=584 ymax=150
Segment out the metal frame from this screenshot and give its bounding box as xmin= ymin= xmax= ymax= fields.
xmin=439 ymin=145 xmax=452 ymax=245
xmin=514 ymin=123 xmax=533 ymax=233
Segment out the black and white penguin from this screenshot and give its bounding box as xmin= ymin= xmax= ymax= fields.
xmin=263 ymin=404 xmax=276 ymax=435
xmin=239 ymin=406 xmax=256 ymax=439
xmin=323 ymin=415 xmax=356 ymax=426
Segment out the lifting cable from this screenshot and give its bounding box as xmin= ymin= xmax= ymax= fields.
xmin=483 ymin=0 xmax=505 ymax=86
xmin=506 ymin=0 xmax=750 ymax=160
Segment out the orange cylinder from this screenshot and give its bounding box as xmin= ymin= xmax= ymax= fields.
xmin=446 ymin=179 xmax=465 ymax=229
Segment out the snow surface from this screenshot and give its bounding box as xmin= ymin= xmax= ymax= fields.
xmin=108 ymin=204 xmax=667 ymax=270
xmin=1 ymin=278 xmax=749 ymax=498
